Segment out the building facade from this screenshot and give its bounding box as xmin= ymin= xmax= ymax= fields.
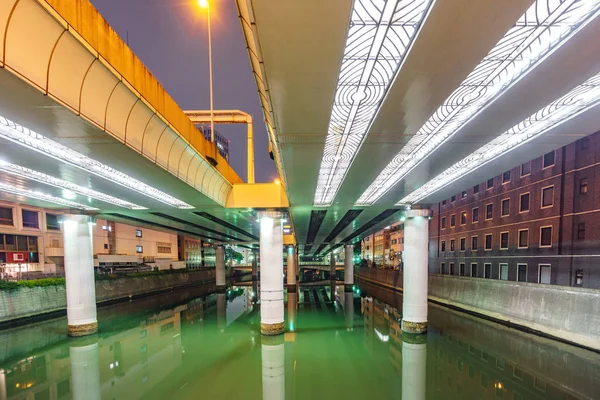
xmin=361 ymin=222 xmax=404 ymax=267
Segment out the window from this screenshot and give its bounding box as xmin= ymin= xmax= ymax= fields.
xmin=450 ymin=214 xmax=456 ymax=227
xmin=459 ymin=263 xmax=465 ymax=276
xmin=460 ymin=237 xmax=466 ymax=251
xmin=517 ymin=263 xmax=527 ymax=282
xmin=502 ymin=170 xmax=511 ymax=183
xmin=46 ymin=213 xmax=60 ymax=230
xmin=471 ymin=236 xmax=478 ymax=251
xmin=5 ymin=235 xmax=15 ymax=251
xmin=442 ymin=200 xmax=447 ymax=206
xmin=485 ymin=203 xmax=493 ymax=220
xmin=157 ymin=243 xmax=171 ymax=253
xmin=440 ymin=263 xmax=445 ymax=274
xmin=581 ymin=136 xmax=589 ymax=149
xmin=28 ymin=236 xmax=38 ymax=252
xmin=540 ymin=226 xmax=552 ymax=247
xmin=485 ymin=234 xmax=492 ymax=250
xmin=450 ymin=239 xmax=455 ymax=252
xmin=451 ymin=195 xmax=456 ymax=202
xmin=580 ymin=178 xmax=588 ymax=194
xmin=461 ymin=190 xmax=467 ymax=199
xmin=519 ymin=192 xmax=530 ymax=212
xmin=473 ymin=184 xmax=479 ymax=194
xmin=22 ymin=210 xmax=39 ymax=228
xmin=543 ymin=150 xmax=555 ymax=168
xmin=104 ymin=243 xmax=109 ymax=250
xmin=501 ymin=198 xmax=510 ymax=217
xmin=500 ymin=263 xmax=508 ymax=280
xmin=449 ymin=262 xmax=455 ymax=275
xmin=472 ymin=207 xmax=479 ymax=223
xmin=471 ymin=263 xmax=477 ymax=277
xmin=541 ymin=186 xmax=554 ymax=208
xmin=441 ymin=240 xmax=446 ymax=252
xmin=500 ymin=232 xmax=509 ymax=250
xmin=136 ymin=229 xmax=143 ymax=238
xmin=486 ymin=178 xmax=494 ymax=189
xmin=539 ymin=264 xmax=551 ymax=284
xmin=441 ymin=217 xmax=446 ymax=229
xmin=521 ymin=161 xmax=531 ymax=177
xmin=518 ymin=229 xmax=529 ymax=248
xmin=16 ymin=235 xmax=27 ymax=251
xmin=460 ymin=211 xmax=467 ymax=225
xmin=577 ymin=223 xmax=585 ymax=240
xmin=484 ymin=263 xmax=491 ymax=279
xmin=0 ymin=207 xmax=13 ymax=226
xmin=136 ymin=245 xmax=143 ymax=253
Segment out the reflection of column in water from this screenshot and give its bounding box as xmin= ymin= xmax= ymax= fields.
xmin=401 ymin=337 xmax=427 ymax=400
xmin=261 ymin=337 xmax=285 ymax=400
xmin=252 ymin=281 xmax=259 ymax=303
xmin=344 ymin=292 xmax=354 ymax=331
xmin=287 ymin=293 xmax=297 ymax=332
xmin=70 ymin=341 xmax=101 ymax=400
xmin=0 ymin=368 xmax=6 ymax=400
xmin=217 ymin=293 xmax=226 ymax=331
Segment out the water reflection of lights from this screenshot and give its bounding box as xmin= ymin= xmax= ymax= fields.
xmin=374 ymin=328 xmax=389 ymax=343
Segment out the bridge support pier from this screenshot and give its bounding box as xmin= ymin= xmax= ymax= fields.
xmin=63 ymin=215 xmax=97 ymax=337
xmin=216 ymin=245 xmax=226 ymax=293
xmin=330 ymin=252 xmax=336 ymax=282
xmin=401 ymin=210 xmax=431 ymax=334
xmin=344 ymin=244 xmax=354 ymax=292
xmin=286 ymin=245 xmax=296 ymax=293
xmin=252 ymin=253 xmax=258 ymax=281
xmin=259 ymin=212 xmax=284 ymax=336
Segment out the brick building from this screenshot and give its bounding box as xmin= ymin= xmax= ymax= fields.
xmin=429 ymin=132 xmax=600 ymax=289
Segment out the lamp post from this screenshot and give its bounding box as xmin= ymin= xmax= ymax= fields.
xmin=198 ymin=0 xmax=215 ymax=153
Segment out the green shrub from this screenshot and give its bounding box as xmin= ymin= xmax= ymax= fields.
xmin=0 ymin=278 xmax=65 ymax=291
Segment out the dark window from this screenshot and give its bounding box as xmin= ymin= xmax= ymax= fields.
xmin=451 ymin=195 xmax=456 ymax=202
xmin=581 ymin=137 xmax=589 ymax=149
xmin=136 ymin=245 xmax=143 ymax=253
xmin=577 ymin=223 xmax=585 ymax=240
xmin=442 ymin=200 xmax=447 ymax=206
xmin=517 ymin=264 xmax=527 ymax=282
xmin=104 ymin=243 xmax=109 ymax=250
xmin=542 ymin=186 xmax=554 ymax=207
xmin=521 ymin=162 xmax=531 ymax=176
xmin=460 ymin=238 xmax=466 ymax=251
xmin=486 ymin=204 xmax=493 ymax=219
xmin=473 ymin=184 xmax=479 ymax=194
xmin=485 ymin=234 xmax=492 ymax=250
xmin=16 ymin=235 xmax=27 ymax=251
xmin=520 ymin=193 xmax=530 ymax=212
xmin=28 ymin=236 xmax=38 ymax=252
xmin=441 ymin=241 xmax=446 ymax=252
xmin=502 ymin=170 xmax=511 ymax=183
xmin=471 ymin=264 xmax=478 ymax=278
xmin=450 ymin=214 xmax=456 ymax=227
xmin=540 ymin=227 xmax=552 ymax=247
xmin=500 ymin=232 xmax=509 ymax=249
xmin=518 ymin=230 xmax=528 ymax=248
xmin=441 ymin=217 xmax=446 ymax=229
xmin=461 ymin=190 xmax=467 ymax=199
xmin=487 ymin=178 xmax=494 ymax=189
xmin=472 ymin=207 xmax=479 ymax=223
xmin=450 ymin=240 xmax=455 ymax=252
xmin=543 ymin=151 xmax=555 ymax=168
xmin=580 ymin=178 xmax=588 ymax=194
xmin=460 ymin=211 xmax=467 ymax=225
xmin=0 ymin=207 xmax=13 ymax=226
xmin=501 ymin=199 xmax=510 ymax=216
xmin=5 ymin=235 xmax=15 ymax=251
xmin=471 ymin=236 xmax=478 ymax=251
xmin=46 ymin=213 xmax=60 ymax=230
xmin=484 ymin=264 xmax=491 ymax=279
xmin=136 ymin=229 xmax=143 ymax=238
xmin=22 ymin=210 xmax=39 ymax=228
xmin=449 ymin=263 xmax=455 ymax=275
xmin=440 ymin=263 xmax=445 ymax=274
xmin=460 ymin=263 xmax=465 ymax=276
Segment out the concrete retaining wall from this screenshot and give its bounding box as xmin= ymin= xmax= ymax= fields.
xmin=0 ymin=269 xmax=216 ymax=324
xmin=356 ymin=267 xmax=600 ymax=351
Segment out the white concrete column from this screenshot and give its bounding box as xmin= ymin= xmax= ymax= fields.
xmin=344 ymin=244 xmax=354 ymax=292
xmin=286 ymin=245 xmax=296 ymax=292
xmin=63 ymin=215 xmax=97 ymax=336
xmin=402 ymin=209 xmax=431 ymax=334
xmin=259 ymin=212 xmax=284 ymax=335
xmin=261 ymin=337 xmax=285 ymax=400
xmin=401 ymin=339 xmax=427 ymax=400
xmin=70 ymin=341 xmax=101 ymax=400
xmin=216 ymin=245 xmax=226 ymax=292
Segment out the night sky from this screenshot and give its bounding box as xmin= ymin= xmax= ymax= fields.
xmin=89 ymin=0 xmax=277 ymax=183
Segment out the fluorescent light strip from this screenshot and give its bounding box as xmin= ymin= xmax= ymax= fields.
xmin=0 ymin=161 xmax=147 ymax=210
xmin=0 ymin=181 xmax=98 ymax=210
xmin=313 ymin=0 xmax=435 ymax=206
xmin=399 ymin=73 xmax=600 ymax=204
xmin=0 ymin=116 xmax=194 ymax=209
xmin=357 ymin=0 xmax=600 ymax=205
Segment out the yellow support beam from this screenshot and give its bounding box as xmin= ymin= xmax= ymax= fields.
xmin=225 ymin=183 xmax=289 ymax=209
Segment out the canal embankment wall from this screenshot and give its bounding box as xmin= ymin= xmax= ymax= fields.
xmin=0 ymin=270 xmax=217 ymax=325
xmin=355 ymin=267 xmax=600 ymax=352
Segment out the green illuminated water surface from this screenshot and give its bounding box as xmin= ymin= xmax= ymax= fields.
xmin=1 ymin=281 xmax=598 ymax=399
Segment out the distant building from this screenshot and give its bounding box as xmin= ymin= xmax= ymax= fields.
xmin=361 ymin=222 xmax=404 ymax=268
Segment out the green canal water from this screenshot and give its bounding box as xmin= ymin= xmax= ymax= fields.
xmin=0 ymin=281 xmax=598 ymax=399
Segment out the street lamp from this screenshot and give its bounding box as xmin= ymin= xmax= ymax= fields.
xmin=197 ymin=0 xmax=215 ymax=153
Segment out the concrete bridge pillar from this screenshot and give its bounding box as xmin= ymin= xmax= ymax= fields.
xmin=216 ymin=245 xmax=226 ymax=293
xmin=63 ymin=215 xmax=97 ymax=337
xmin=70 ymin=339 xmax=101 ymax=400
xmin=344 ymin=244 xmax=354 ymax=292
xmin=401 ymin=334 xmax=427 ymax=400
xmin=402 ymin=209 xmax=431 ymax=334
xmin=259 ymin=212 xmax=284 ymax=336
xmin=286 ymin=245 xmax=296 ymax=293
xmin=252 ymin=252 xmax=258 ymax=281
xmin=330 ymin=252 xmax=336 ymax=282
xmin=261 ymin=336 xmax=285 ymax=400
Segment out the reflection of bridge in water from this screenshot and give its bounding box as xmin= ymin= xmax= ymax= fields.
xmin=231 ymin=264 xmax=346 ymax=284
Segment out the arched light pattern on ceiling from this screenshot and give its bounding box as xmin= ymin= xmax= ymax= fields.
xmin=0 ymin=161 xmax=147 ymax=210
xmin=0 ymin=116 xmax=194 ymax=209
xmin=313 ymin=0 xmax=435 ymax=206
xmin=0 ymin=181 xmax=98 ymax=211
xmin=357 ymin=0 xmax=600 ymax=205
xmin=399 ymin=72 xmax=600 ymax=204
